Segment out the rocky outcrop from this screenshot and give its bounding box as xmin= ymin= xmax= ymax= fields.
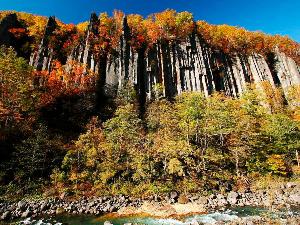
xmin=274 ymin=47 xmax=300 ymax=93
xmin=29 ymin=16 xmax=57 ymax=71
xmin=67 ymin=13 xmax=99 ymax=73
xmin=102 ymin=21 xmax=300 ymax=100
xmin=3 ymin=12 xmax=300 ymax=100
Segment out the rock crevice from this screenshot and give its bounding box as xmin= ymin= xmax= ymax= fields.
xmin=2 ymin=13 xmax=300 ymax=99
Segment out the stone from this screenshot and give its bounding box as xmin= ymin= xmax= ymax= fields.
xmin=29 ymin=16 xmax=57 ymax=71
xmin=21 ymin=210 xmax=31 ymax=218
xmin=197 ymin=197 xmax=208 ymax=205
xmin=286 ymin=182 xmax=297 ymax=189
xmin=60 ymin=192 xmax=67 ymax=199
xmin=2 ymin=11 xmax=300 ymax=103
xmin=217 ymin=198 xmax=228 ymax=206
xmin=40 ymin=202 xmax=48 ymax=211
xmin=216 ymin=194 xmax=224 ymax=199
xmin=289 ymin=194 xmax=300 ymax=204
xmin=1 ymin=211 xmax=10 ymax=220
xmin=190 ymin=219 xmax=200 ymax=225
xmin=169 ymin=191 xmax=179 ymax=201
xmin=227 ymin=191 xmax=239 ymax=205
xmin=17 ymin=201 xmax=26 ymax=210
xmin=109 ymin=205 xmax=117 ymax=212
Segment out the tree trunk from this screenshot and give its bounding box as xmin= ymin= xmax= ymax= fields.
xmin=235 ymin=150 xmax=240 ymax=176
xmin=296 ymin=150 xmax=299 ymax=167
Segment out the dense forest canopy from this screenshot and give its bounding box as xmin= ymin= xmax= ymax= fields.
xmin=0 ymin=9 xmax=300 ymax=199
xmin=1 ymin=10 xmax=299 ymax=62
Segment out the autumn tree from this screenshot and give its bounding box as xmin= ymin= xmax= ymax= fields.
xmin=14 ymin=124 xmax=64 ymax=182
xmin=260 ymin=113 xmax=300 ymax=175
xmin=0 ymin=46 xmax=37 ymax=129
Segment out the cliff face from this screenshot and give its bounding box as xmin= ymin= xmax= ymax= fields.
xmin=67 ymin=13 xmax=99 ymax=73
xmin=102 ymin=22 xmax=300 ymax=100
xmin=1 ymin=13 xmax=300 ymax=100
xmin=29 ymin=16 xmax=57 ymax=71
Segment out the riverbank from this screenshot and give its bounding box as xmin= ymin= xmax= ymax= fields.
xmin=1 ymin=182 xmax=300 ymax=222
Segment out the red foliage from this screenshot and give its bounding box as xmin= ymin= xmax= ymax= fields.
xmin=8 ymin=28 xmax=27 ymax=38
xmin=35 ymin=60 xmax=95 ymax=108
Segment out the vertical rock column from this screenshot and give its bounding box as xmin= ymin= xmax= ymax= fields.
xmin=67 ymin=13 xmax=100 ymax=73
xmin=248 ymin=53 xmax=275 ymax=86
xmin=144 ymin=44 xmax=161 ymax=99
xmin=30 ymin=16 xmax=57 ymax=71
xmin=83 ymin=13 xmax=99 ymax=73
xmin=118 ymin=16 xmax=131 ymax=90
xmin=274 ymin=48 xmax=300 ymax=93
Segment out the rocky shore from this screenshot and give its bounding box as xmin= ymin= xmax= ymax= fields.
xmin=1 ymin=182 xmax=300 ymax=223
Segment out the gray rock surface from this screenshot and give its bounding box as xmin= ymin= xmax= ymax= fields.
xmin=1 ymin=13 xmax=299 ymax=102
xmin=29 ymin=16 xmax=57 ymax=72
xmin=1 ymin=211 xmax=10 ymax=220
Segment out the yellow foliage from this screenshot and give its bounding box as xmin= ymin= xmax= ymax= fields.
xmin=168 ymin=158 xmax=184 ymax=176
xmin=267 ymin=154 xmax=288 ymax=175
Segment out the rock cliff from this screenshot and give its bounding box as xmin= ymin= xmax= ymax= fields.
xmin=29 ymin=16 xmax=57 ymax=71
xmin=1 ymin=12 xmax=300 ymax=100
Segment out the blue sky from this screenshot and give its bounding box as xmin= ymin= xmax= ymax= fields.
xmin=1 ymin=0 xmax=300 ymax=42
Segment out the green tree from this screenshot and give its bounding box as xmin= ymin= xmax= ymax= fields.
xmin=0 ymin=46 xmax=37 ymax=130
xmin=14 ymin=124 xmax=63 ymax=181
xmin=103 ymin=104 xmax=144 ymax=182
xmin=262 ymin=113 xmax=300 ymax=175
xmin=62 ymin=117 xmax=106 ymax=190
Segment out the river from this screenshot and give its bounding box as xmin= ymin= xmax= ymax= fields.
xmin=16 ymin=206 xmax=300 ymax=225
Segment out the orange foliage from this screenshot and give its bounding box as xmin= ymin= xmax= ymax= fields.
xmin=89 ymin=11 xmax=124 ymax=57
xmin=2 ymin=10 xmax=299 ymax=63
xmin=126 ymin=10 xmax=194 ymax=49
xmin=260 ymin=81 xmax=284 ymax=113
xmin=49 ymin=23 xmax=81 ymax=55
xmin=127 ymin=14 xmax=147 ymax=49
xmin=143 ymin=17 xmax=161 ymax=46
xmin=76 ymin=21 xmax=89 ymax=35
xmin=197 ymin=21 xmax=300 ymax=62
xmin=8 ymin=28 xmax=27 ymax=38
xmin=36 ymin=60 xmax=95 ymax=107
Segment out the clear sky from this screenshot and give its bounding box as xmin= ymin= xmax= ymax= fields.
xmin=1 ymin=0 xmax=299 ymax=42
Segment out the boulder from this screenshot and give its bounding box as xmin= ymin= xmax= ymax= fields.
xmin=227 ymin=191 xmax=239 ymax=205
xmin=1 ymin=211 xmax=10 ymax=220
xmin=190 ymin=219 xmax=200 ymax=225
xmin=289 ymin=194 xmax=300 ymax=204
xmin=21 ymin=210 xmax=31 ymax=218
xmin=286 ymin=182 xmax=297 ymax=189
xmin=169 ymin=191 xmax=179 ymax=200
xmin=109 ymin=206 xmax=117 ymax=212
xmin=60 ymin=192 xmax=67 ymax=200
xmin=40 ymin=202 xmax=48 ymax=211
xmin=17 ymin=201 xmax=26 ymax=210
xmin=197 ymin=197 xmax=208 ymax=205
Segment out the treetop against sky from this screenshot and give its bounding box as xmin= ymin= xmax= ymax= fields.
xmin=1 ymin=0 xmax=299 ymax=42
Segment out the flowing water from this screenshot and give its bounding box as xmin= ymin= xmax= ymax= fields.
xmin=16 ymin=207 xmax=300 ymax=225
